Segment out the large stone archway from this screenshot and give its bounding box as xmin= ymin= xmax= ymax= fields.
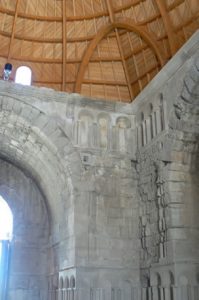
xmin=0 ymin=90 xmax=84 ymax=226
xmin=0 ymin=89 xmax=84 ymax=299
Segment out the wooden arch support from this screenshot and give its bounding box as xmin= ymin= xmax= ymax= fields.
xmin=75 ymin=20 xmax=166 ymax=93
xmin=155 ymin=0 xmax=179 ymax=55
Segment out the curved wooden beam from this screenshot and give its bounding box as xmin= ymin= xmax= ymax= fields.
xmin=155 ymin=0 xmax=179 ymax=55
xmin=75 ymin=20 xmax=166 ymax=93
xmin=0 ymin=1 xmax=146 ymax=23
xmin=105 ymin=0 xmax=134 ymax=99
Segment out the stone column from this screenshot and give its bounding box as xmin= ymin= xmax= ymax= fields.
xmin=155 ymin=109 xmax=162 ymax=134
xmin=152 ymin=111 xmax=157 ymax=137
xmin=145 ymin=118 xmax=151 ymax=143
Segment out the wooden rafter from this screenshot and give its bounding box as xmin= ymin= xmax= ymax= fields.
xmin=75 ymin=20 xmax=166 ymax=93
xmin=168 ymin=0 xmax=184 ymax=11
xmin=155 ymin=0 xmax=179 ymax=55
xmin=62 ymin=0 xmax=66 ymax=91
xmin=105 ymin=0 xmax=134 ymax=99
xmin=8 ymin=0 xmax=20 ymax=60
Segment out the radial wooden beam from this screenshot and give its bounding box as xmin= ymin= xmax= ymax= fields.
xmin=105 ymin=0 xmax=134 ymax=99
xmin=62 ymin=0 xmax=66 ymax=91
xmin=75 ymin=20 xmax=166 ymax=93
xmin=155 ymin=0 xmax=179 ymax=55
xmin=168 ymin=0 xmax=184 ymax=10
xmin=8 ymin=0 xmax=20 ymax=60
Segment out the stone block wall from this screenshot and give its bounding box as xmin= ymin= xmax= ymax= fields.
xmin=0 ymin=30 xmax=198 ymax=300
xmin=131 ymin=30 xmax=199 ymax=300
xmin=0 ymin=78 xmax=140 ymax=299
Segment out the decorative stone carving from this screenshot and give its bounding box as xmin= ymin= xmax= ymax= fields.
xmin=138 ymin=158 xmax=169 ymax=267
xmin=174 ymin=58 xmax=199 ymax=123
xmin=156 ymin=169 xmax=167 ymax=259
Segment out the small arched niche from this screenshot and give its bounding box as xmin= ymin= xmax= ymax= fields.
xmin=70 ymin=276 xmax=76 ymax=288
xmin=116 ymin=116 xmax=131 ymax=129
xmin=77 ymin=110 xmax=94 ymax=146
xmin=15 ymin=66 xmax=32 ymax=86
xmin=98 ymin=113 xmax=110 ymax=149
xmin=116 ymin=116 xmax=131 ymax=152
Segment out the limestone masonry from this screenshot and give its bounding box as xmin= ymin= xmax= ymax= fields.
xmin=0 ymin=31 xmax=198 ymax=300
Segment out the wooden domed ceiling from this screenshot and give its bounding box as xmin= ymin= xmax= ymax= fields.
xmin=0 ymin=0 xmax=198 ymax=102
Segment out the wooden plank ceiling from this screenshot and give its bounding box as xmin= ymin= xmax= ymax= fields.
xmin=0 ymin=0 xmax=198 ymax=102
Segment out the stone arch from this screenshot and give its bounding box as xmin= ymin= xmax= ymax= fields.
xmin=141 ymin=273 xmax=151 ymax=300
xmin=141 ymin=274 xmax=150 ymax=288
xmin=151 ymin=272 xmax=162 ymax=300
xmin=0 ymin=94 xmax=84 ymax=226
xmin=97 ymin=112 xmax=110 ymax=124
xmin=161 ymin=271 xmax=175 ymax=287
xmin=157 ymin=271 xmax=175 ymax=300
xmin=70 ymin=276 xmax=76 ymax=288
xmin=169 ymin=271 xmax=175 ymax=300
xmin=0 ymin=93 xmax=84 ymax=299
xmin=78 ymin=109 xmax=94 ymax=119
xmin=151 ymin=272 xmax=161 ymax=287
xmin=116 ymin=116 xmax=131 ymax=129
